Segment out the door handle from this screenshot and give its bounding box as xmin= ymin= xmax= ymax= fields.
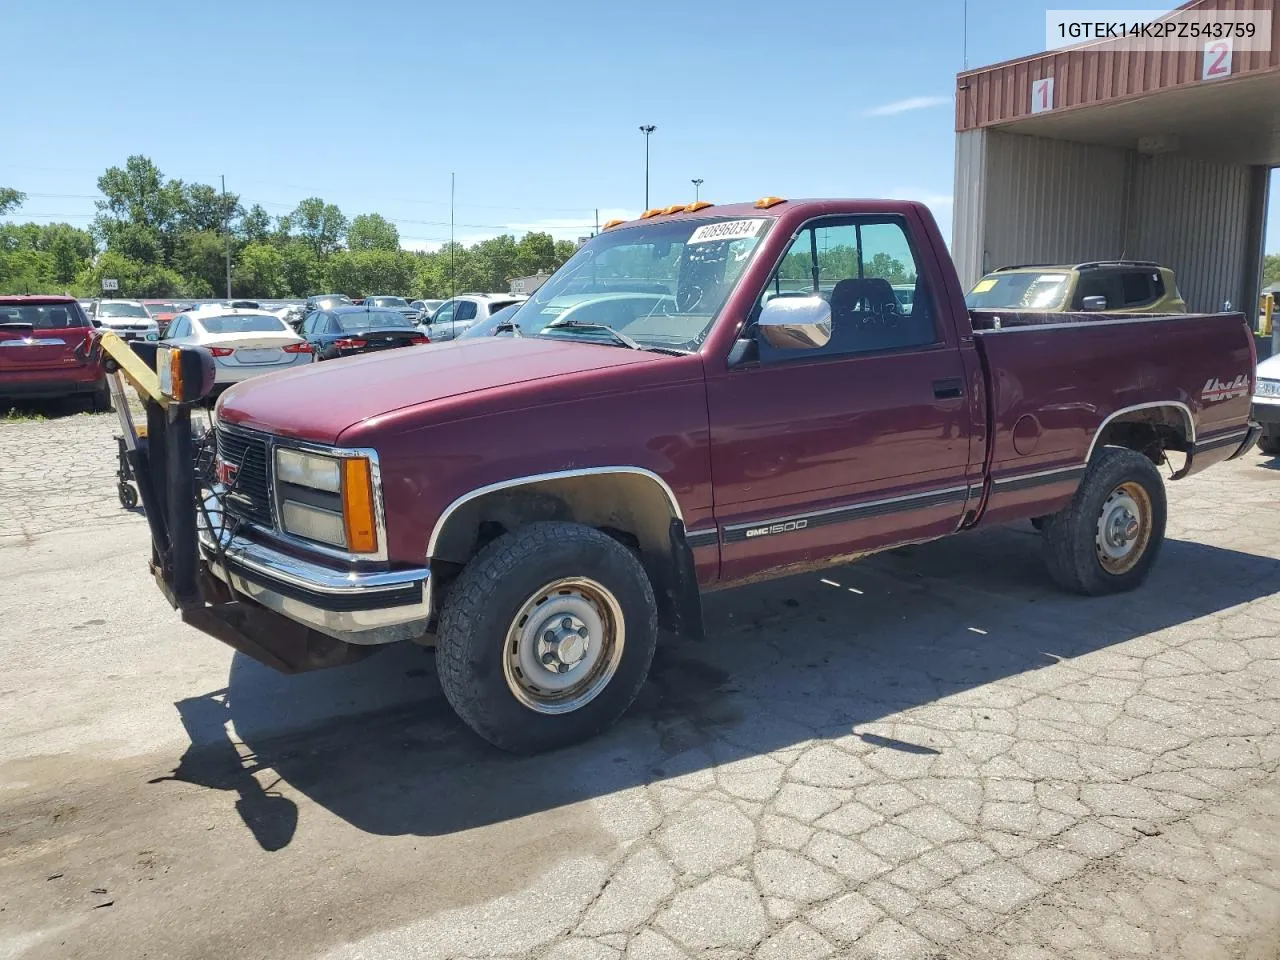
xmin=933 ymin=378 xmax=964 ymax=400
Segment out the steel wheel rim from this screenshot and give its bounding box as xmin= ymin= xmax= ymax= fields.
xmin=1095 ymin=481 xmax=1152 ymax=575
xmin=503 ymin=577 xmax=625 ymax=715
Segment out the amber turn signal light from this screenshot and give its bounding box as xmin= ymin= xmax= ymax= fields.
xmin=342 ymin=457 xmax=379 ymax=553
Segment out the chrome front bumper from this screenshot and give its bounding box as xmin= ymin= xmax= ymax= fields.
xmin=199 ymin=525 xmax=432 ymax=646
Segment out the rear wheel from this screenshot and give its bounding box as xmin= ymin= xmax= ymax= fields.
xmin=435 ymin=521 xmax=658 ymax=753
xmin=89 ymin=380 xmax=113 ymax=413
xmin=1042 ymin=446 xmax=1166 ymax=595
xmin=1258 ymin=432 xmax=1280 ymax=456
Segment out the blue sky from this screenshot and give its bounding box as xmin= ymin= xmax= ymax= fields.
xmin=2 ymin=0 xmax=1276 ymax=253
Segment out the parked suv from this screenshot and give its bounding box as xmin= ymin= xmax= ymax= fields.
xmin=423 ymin=293 xmax=526 ymax=341
xmin=93 ymin=299 xmax=160 ymax=341
xmin=966 ymin=261 xmax=1185 ymax=314
xmin=0 ymin=296 xmax=110 ymax=410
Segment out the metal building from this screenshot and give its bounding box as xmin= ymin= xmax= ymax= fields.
xmin=953 ymin=0 xmax=1279 ymax=320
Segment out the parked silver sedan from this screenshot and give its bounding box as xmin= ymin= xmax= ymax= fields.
xmin=160 ymin=307 xmax=313 ymax=387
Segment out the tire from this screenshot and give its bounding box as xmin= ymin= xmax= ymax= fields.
xmin=89 ymin=381 xmax=113 ymax=413
xmin=1258 ymin=433 xmax=1280 ymax=456
xmin=118 ymin=483 xmax=138 ymax=509
xmin=435 ymin=521 xmax=658 ymax=753
xmin=1042 ymin=446 xmax=1167 ymax=595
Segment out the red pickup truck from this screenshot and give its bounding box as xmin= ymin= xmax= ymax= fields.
xmin=135 ymin=198 xmax=1258 ymax=753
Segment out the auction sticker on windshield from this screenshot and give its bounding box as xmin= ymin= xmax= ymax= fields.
xmin=687 ymin=219 xmax=767 ymax=244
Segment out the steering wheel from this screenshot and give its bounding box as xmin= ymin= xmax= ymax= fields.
xmin=676 ymin=284 xmax=704 ymax=313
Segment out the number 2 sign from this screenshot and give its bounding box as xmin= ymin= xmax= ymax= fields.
xmin=1031 ymin=77 xmax=1054 ymax=114
xmin=1202 ymin=38 xmax=1233 ymax=80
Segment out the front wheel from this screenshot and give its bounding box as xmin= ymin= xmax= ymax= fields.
xmin=1042 ymin=446 xmax=1167 ymax=595
xmin=1258 ymin=433 xmax=1280 ymax=456
xmin=435 ymin=521 xmax=658 ymax=753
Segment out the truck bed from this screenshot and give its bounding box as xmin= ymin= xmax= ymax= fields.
xmin=969 ymin=309 xmax=1255 ymax=527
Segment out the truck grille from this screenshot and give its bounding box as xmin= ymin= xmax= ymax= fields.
xmin=215 ymin=426 xmax=274 ymax=528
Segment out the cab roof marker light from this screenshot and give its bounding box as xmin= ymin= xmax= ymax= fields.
xmin=685 ymin=201 xmax=713 ymax=211
xmin=640 ymin=208 xmax=663 ymax=219
xmin=662 ymin=204 xmax=686 ymax=215
xmin=601 ymin=219 xmax=625 ymax=230
xmin=754 ymin=196 xmax=786 ymax=209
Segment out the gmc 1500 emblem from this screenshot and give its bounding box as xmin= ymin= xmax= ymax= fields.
xmin=1201 ymin=375 xmax=1249 ymax=402
xmin=745 ymin=519 xmax=808 ymax=539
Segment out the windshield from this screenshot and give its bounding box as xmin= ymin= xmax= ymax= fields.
xmin=0 ymin=303 xmax=89 ymax=329
xmin=460 ymin=303 xmax=520 ymax=339
xmin=369 ymin=297 xmax=408 ymax=308
xmin=98 ymin=302 xmax=150 ymax=319
xmin=336 ymin=309 xmax=415 ymax=331
xmin=145 ymin=302 xmax=183 ymax=315
xmin=196 ymin=314 xmax=291 ymax=335
xmin=502 ymin=216 xmax=772 ymax=350
xmin=966 ymin=272 xmax=1070 ymax=310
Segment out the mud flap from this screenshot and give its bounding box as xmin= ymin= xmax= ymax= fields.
xmin=664 ymin=518 xmax=706 ymax=641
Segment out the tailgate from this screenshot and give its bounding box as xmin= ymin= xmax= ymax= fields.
xmin=0 ymin=323 xmax=92 ymax=373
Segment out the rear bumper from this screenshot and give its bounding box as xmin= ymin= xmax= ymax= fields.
xmin=213 ymin=355 xmax=311 ymax=383
xmin=198 ymin=523 xmax=432 ymax=645
xmin=0 ymin=371 xmax=104 ymax=398
xmin=1250 ymin=400 xmax=1280 ymax=428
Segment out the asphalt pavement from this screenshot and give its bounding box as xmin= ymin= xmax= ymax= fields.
xmin=3 ymin=410 xmax=1280 ymax=959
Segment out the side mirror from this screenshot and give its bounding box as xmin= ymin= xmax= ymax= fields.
xmin=145 ymin=332 xmax=160 ymax=342
xmin=1080 ymin=295 xmax=1107 ymax=312
xmin=756 ymin=295 xmax=832 ymax=350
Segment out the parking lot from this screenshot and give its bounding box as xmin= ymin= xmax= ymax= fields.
xmin=3 ymin=408 xmax=1280 ymax=959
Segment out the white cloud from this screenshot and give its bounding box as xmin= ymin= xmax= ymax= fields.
xmin=864 ymin=95 xmax=951 ymax=117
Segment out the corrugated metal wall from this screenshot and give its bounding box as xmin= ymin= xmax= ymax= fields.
xmin=952 ymin=129 xmax=1268 ymax=315
xmin=952 ymin=131 xmax=987 ymax=287
xmin=1127 ymin=154 xmax=1257 ymax=312
xmin=953 ymin=130 xmax=1129 ymax=286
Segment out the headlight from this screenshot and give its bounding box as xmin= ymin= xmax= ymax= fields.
xmin=276 ymin=449 xmax=341 ymax=492
xmin=274 ymin=448 xmax=379 ymax=553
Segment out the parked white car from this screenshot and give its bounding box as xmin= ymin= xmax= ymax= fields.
xmin=1252 ymin=350 xmax=1280 ymax=456
xmin=421 ymin=293 xmax=527 ymax=341
xmin=160 ymin=307 xmax=312 ymax=387
xmin=94 ymin=300 xmax=159 ymax=341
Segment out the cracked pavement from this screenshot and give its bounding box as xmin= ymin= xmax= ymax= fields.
xmin=3 ymin=412 xmax=1280 ymax=959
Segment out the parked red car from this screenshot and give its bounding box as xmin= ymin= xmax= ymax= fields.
xmin=129 ymin=198 xmax=1258 ymax=753
xmin=0 ymin=296 xmax=110 ymax=410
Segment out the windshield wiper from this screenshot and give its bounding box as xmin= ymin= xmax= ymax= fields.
xmin=546 ymin=319 xmax=641 ymax=350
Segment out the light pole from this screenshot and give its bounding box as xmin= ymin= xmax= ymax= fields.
xmin=639 ymin=124 xmax=656 ymax=209
xmin=692 ymin=178 xmax=704 ymax=202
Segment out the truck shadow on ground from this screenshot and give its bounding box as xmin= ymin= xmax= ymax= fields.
xmin=157 ymin=524 xmax=1280 ymax=851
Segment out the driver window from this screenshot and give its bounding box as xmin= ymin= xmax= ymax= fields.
xmin=758 ymin=217 xmax=937 ymax=361
xmin=433 ymin=301 xmax=458 ymax=325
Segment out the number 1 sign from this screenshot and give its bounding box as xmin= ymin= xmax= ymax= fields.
xmin=1031 ymin=77 xmax=1054 ymax=114
xmin=1202 ymin=38 xmax=1233 ymax=80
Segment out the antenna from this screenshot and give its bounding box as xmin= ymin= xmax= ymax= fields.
xmin=963 ymin=0 xmax=969 ymax=70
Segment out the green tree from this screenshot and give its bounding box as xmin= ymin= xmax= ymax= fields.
xmin=553 ymin=239 xmax=579 ymax=268
xmin=515 ymin=231 xmax=556 ymax=277
xmin=347 ymin=213 xmax=400 ymax=252
xmin=78 ymin=250 xmax=190 ymax=299
xmin=174 ymin=231 xmax=229 ymax=297
xmin=0 ymin=187 xmax=25 ymax=216
xmin=234 ymin=243 xmax=286 ymax=298
xmin=287 ymin=197 xmax=348 ymax=256
xmin=280 ymin=240 xmax=319 ymax=296
xmin=182 ymin=182 xmax=241 ymax=234
xmin=324 ymin=250 xmax=415 ymax=297
xmin=239 ymin=204 xmax=273 ymax=244
xmin=470 ymin=235 xmax=519 ymax=291
xmin=1264 ymin=253 xmax=1280 ymax=290
xmin=94 ymin=156 xmax=185 ymax=261
xmin=0 ymin=249 xmax=55 ymax=294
